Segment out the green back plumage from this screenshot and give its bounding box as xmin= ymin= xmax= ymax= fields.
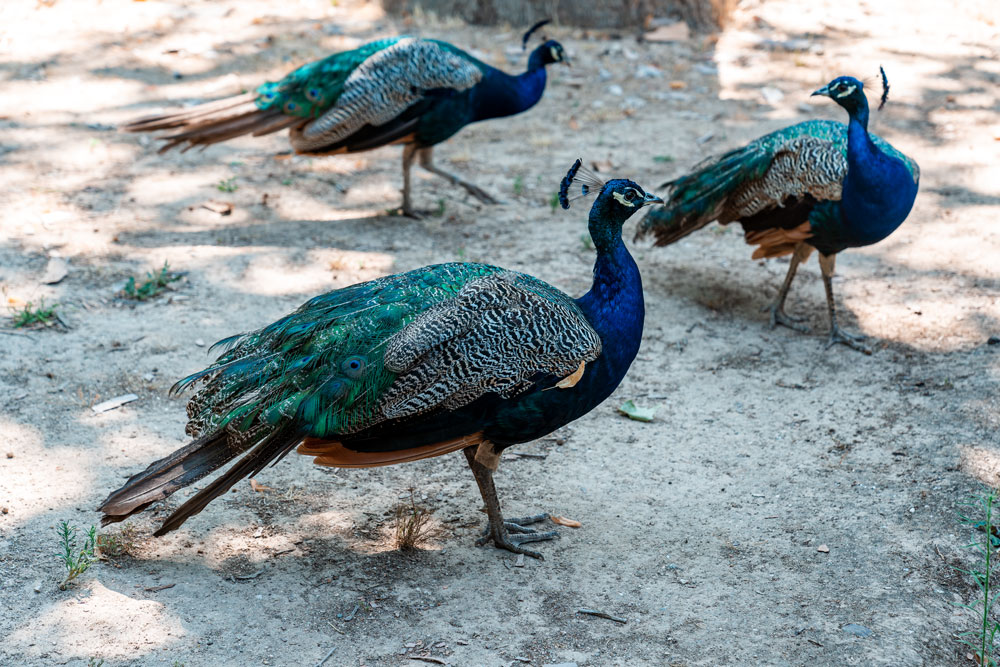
xmin=255 ymin=37 xmax=403 ymax=118
xmin=636 ymin=120 xmax=918 ymax=244
xmin=173 ymin=263 xmax=503 ymax=441
xmin=253 ymin=37 xmax=488 ymax=120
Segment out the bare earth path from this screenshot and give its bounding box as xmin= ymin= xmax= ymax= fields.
xmin=1 ymin=1 xmax=998 ymax=665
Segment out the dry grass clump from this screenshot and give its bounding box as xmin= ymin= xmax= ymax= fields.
xmin=393 ymin=492 xmax=440 ymax=551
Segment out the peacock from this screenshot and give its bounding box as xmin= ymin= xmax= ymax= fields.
xmin=124 ymin=21 xmax=567 ymax=217
xmin=98 ymin=161 xmax=661 ymax=559
xmin=635 ymin=69 xmax=919 ymax=353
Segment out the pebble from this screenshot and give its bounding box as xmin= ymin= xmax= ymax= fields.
xmin=598 ymin=68 xmax=612 ymax=81
xmin=635 ymin=64 xmax=662 ymax=78
xmin=817 ymin=544 xmax=830 ymax=553
xmin=606 ymin=84 xmax=624 ymax=96
xmin=195 ymin=339 xmax=206 ymax=347
xmin=760 ymin=86 xmax=785 ymax=104
xmin=842 ymin=623 xmax=872 ymax=638
xmin=988 ymin=336 xmax=1000 ymax=345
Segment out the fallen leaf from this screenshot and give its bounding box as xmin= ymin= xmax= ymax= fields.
xmin=645 ymin=22 xmax=691 ymax=42
xmin=91 ymin=394 xmax=139 ymax=414
xmin=549 ymin=514 xmax=582 ymax=528
xmin=250 ymin=478 xmax=273 ymax=493
xmin=618 ymin=400 xmax=656 ymax=422
xmin=41 ymin=257 xmax=68 ymax=284
xmin=200 ymin=200 xmax=233 ymax=216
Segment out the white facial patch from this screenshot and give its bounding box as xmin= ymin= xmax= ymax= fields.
xmin=550 ymin=46 xmax=560 ymax=61
xmin=835 ymin=84 xmax=856 ymax=98
xmin=613 ymin=191 xmax=636 ymax=207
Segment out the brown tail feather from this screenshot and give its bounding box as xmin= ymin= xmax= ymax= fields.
xmin=152 ymin=428 xmax=300 ymax=536
xmin=124 ymin=93 xmax=302 ymax=153
xmin=97 ymin=430 xmax=242 ymax=526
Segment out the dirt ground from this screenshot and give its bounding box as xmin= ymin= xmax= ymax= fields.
xmin=1 ymin=0 xmax=999 ymax=665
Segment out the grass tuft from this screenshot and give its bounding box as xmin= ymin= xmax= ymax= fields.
xmin=549 ymin=192 xmax=560 ymax=213
xmin=57 ymin=521 xmax=97 ymax=590
xmin=121 ymin=262 xmax=182 ymax=301
xmin=11 ymin=299 xmax=60 ymax=328
xmin=513 ymin=175 xmax=524 ymax=196
xmin=216 ymin=177 xmax=238 ymax=192
xmin=956 ymin=487 xmax=1000 ymax=666
xmin=393 ymin=492 xmax=438 ymax=552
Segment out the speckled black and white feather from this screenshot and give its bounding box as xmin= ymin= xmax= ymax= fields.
xmin=289 ymin=39 xmax=483 ymax=151
xmin=381 ymin=271 xmax=601 ymax=420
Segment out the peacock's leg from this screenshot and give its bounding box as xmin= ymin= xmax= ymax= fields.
xmin=819 ymin=253 xmax=872 ymax=354
xmin=762 ymin=242 xmax=812 ymax=332
xmin=417 ymin=147 xmax=500 ymax=205
xmin=463 ymin=444 xmax=558 ymax=560
xmin=400 ymin=143 xmax=420 ymax=218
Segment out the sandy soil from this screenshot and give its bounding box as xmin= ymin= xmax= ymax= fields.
xmin=1 ymin=0 xmax=999 ymax=665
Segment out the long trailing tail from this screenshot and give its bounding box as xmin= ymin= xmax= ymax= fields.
xmin=634 ymin=142 xmax=770 ymax=246
xmin=97 ymin=426 xmax=300 ymax=536
xmin=123 ymin=92 xmax=301 ymax=153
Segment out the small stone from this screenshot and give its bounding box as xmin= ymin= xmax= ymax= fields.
xmin=142 ymin=373 xmax=154 ymax=382
xmin=817 ymin=544 xmax=830 ymax=553
xmin=2 ymin=507 xmax=8 ymax=514
xmin=41 ymin=257 xmax=69 ymax=285
xmin=33 ymin=581 xmax=42 ymax=593
xmin=842 ymin=623 xmax=872 ymax=638
xmin=988 ymin=336 xmax=1000 ymax=345
xmin=635 ymin=64 xmax=662 ymax=79
xmin=760 ymin=86 xmax=785 ymax=104
xmin=606 ymin=84 xmax=624 ymax=96
xmin=5 ymin=452 xmax=13 ymax=459
xmin=514 ymin=553 xmax=525 ymax=568
xmin=195 ymin=339 xmax=206 ymax=347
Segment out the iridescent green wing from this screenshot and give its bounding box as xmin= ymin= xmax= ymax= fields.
xmin=254 ymin=37 xmax=485 ymax=152
xmin=175 ymin=264 xmax=600 ymax=442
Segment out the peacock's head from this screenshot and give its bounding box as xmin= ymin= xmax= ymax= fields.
xmin=812 ymin=68 xmax=889 ymax=114
xmin=559 ymin=159 xmax=662 ymax=228
xmin=523 ymin=20 xmax=569 ymax=68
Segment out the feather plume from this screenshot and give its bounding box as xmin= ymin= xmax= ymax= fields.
xmin=559 ymin=158 xmax=605 ymax=209
xmin=878 ymin=66 xmax=889 ymax=111
xmin=522 ymin=19 xmax=551 ymax=50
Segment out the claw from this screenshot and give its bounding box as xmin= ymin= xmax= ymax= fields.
xmin=476 ymin=514 xmax=559 ymax=559
xmin=763 ymin=303 xmax=810 ymax=333
xmin=825 ymin=325 xmax=872 ymax=354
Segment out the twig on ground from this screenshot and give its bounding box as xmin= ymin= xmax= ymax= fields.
xmin=576 ymin=608 xmax=627 ymax=624
xmin=313 ymin=646 xmax=336 ymax=667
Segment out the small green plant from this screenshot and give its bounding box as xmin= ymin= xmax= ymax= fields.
xmin=549 ymin=192 xmax=561 ymax=213
xmin=11 ymin=299 xmax=60 ymax=328
xmin=956 ymin=487 xmax=1000 ymax=666
xmin=87 ymin=658 xmax=105 ymax=667
xmin=434 ymin=198 xmax=447 ymax=217
xmin=216 ymin=177 xmax=238 ymax=192
xmin=121 ymin=262 xmax=182 ymax=301
xmin=57 ymin=521 xmax=97 ymax=590
xmin=652 ymin=155 xmax=674 ymax=163
xmin=282 ymin=177 xmax=294 ymax=186
xmin=512 ymin=175 xmax=524 ymax=196
xmin=393 ymin=492 xmax=438 ymax=551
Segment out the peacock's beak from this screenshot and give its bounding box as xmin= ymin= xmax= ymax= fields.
xmin=642 ymin=192 xmax=664 ymax=207
xmin=811 ymin=84 xmax=831 ymax=98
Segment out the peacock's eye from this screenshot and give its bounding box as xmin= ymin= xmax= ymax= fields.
xmin=624 ymin=190 xmax=636 ymax=202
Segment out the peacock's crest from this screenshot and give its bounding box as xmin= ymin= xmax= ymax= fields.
xmin=559 ymin=159 xmax=606 ymax=209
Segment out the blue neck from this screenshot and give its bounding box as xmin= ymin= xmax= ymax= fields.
xmin=838 ymin=96 xmax=917 ymax=246
xmin=576 ymin=234 xmax=645 ymax=393
xmin=471 ymin=64 xmax=547 ymax=122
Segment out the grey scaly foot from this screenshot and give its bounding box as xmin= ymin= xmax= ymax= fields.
xmin=762 ymin=303 xmax=810 ymax=333
xmin=826 ymin=324 xmax=872 ymax=355
xmin=458 ymin=181 xmax=500 ymax=205
xmin=476 ymin=516 xmax=559 ymax=559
